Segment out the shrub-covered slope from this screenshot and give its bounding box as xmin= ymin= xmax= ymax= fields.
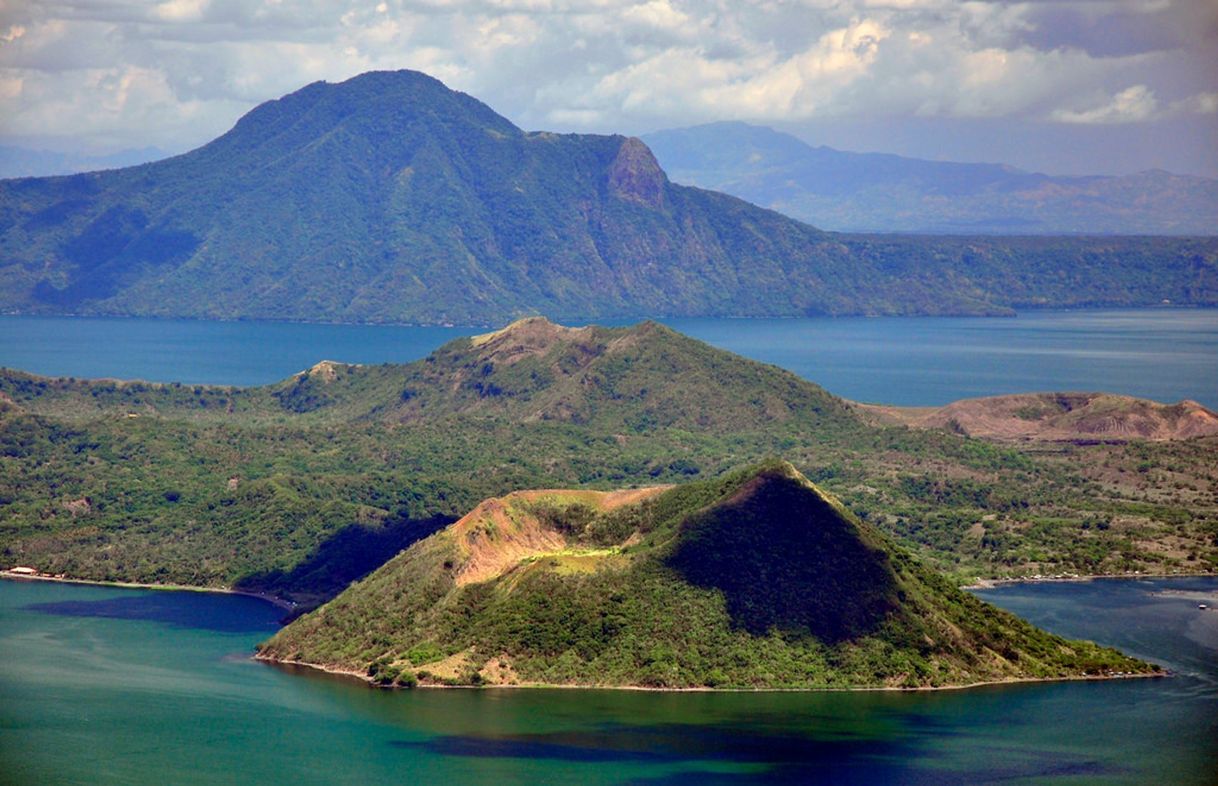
xmin=259 ymin=462 xmax=1156 ymax=689
xmin=2 ymin=70 xmax=1216 ymax=323
xmin=0 ymin=318 xmax=863 ymax=605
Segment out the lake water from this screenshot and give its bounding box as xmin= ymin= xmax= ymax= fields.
xmin=1 ymin=577 xmax=1214 ymax=784
xmin=1 ymin=308 xmax=1216 ymax=407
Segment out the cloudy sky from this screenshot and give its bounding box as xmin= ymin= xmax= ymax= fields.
xmin=1 ymin=0 xmax=1216 ymax=176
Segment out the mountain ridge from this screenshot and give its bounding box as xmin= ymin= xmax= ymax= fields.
xmin=2 ymin=70 xmax=1216 ymax=323
xmin=642 ymin=121 xmax=1218 ymax=236
xmin=857 ymin=392 xmax=1218 ymax=442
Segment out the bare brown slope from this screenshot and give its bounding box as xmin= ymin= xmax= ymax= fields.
xmin=858 ymin=393 xmax=1218 ymax=442
xmin=448 ymin=486 xmax=669 ymax=586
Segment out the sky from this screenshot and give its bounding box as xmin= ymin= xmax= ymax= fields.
xmin=0 ymin=0 xmax=1215 ymax=177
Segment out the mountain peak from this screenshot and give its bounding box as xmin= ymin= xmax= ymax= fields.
xmin=470 ymin=317 xmax=586 ymax=354
xmin=667 ymin=461 xmax=899 ymax=642
xmin=212 ymin=67 xmax=520 ymax=161
xmin=7 ymin=72 xmax=1215 ymax=323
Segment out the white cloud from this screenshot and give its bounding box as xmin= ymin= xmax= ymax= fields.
xmin=152 ymin=0 xmax=210 ymax=23
xmin=1171 ymin=91 xmax=1218 ymax=115
xmin=1051 ymin=84 xmax=1159 ymax=124
xmin=0 ymin=0 xmax=1212 ymax=158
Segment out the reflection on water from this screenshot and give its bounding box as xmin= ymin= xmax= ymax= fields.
xmin=26 ymin=589 xmax=282 ymax=633
xmin=1 ymin=577 xmax=1215 ymax=784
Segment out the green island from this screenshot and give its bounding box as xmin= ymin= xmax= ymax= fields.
xmin=3 ymin=317 xmax=1215 ymax=622
xmin=257 ymin=460 xmax=1158 ymax=689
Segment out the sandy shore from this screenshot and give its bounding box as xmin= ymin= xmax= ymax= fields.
xmin=0 ymin=570 xmax=295 ymax=611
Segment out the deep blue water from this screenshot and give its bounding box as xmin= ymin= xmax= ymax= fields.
xmin=1 ymin=577 xmax=1215 ymax=784
xmin=2 ymin=308 xmax=1215 ymax=406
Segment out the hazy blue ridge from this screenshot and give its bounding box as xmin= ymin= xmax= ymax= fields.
xmin=0 ymin=145 xmax=171 ymax=180
xmin=643 ymin=121 xmax=1218 ymax=236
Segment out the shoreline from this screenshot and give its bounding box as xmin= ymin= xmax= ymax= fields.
xmin=0 ymin=570 xmax=296 ymax=612
xmin=963 ymin=570 xmax=1216 ymax=590
xmin=255 ymin=652 xmax=1165 ymax=694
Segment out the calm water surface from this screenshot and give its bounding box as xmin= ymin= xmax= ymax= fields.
xmin=1 ymin=309 xmax=1215 ymax=406
xmin=1 ymin=577 xmax=1214 ymax=784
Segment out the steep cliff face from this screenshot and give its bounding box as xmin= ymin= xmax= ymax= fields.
xmin=607 ymin=137 xmax=667 ymax=209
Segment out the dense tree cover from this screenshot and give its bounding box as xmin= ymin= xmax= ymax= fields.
xmin=2 ymin=319 xmax=1215 ymax=609
xmin=259 ymin=462 xmax=1156 ymax=689
xmin=1 ymin=70 xmax=1216 ymax=324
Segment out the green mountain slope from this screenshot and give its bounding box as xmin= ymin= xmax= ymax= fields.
xmin=0 ymin=318 xmax=863 ymax=606
xmin=3 ymin=319 xmax=1215 ymax=607
xmin=2 ymin=70 xmax=1216 ymax=323
xmin=0 ymin=317 xmax=855 ymax=432
xmin=258 ymin=461 xmax=1156 ymax=689
xmin=643 ymin=121 xmax=1218 ymax=235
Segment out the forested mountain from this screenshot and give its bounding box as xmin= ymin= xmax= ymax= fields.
xmin=1 ymin=70 xmax=1216 ymax=324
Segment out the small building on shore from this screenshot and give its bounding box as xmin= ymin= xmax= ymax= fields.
xmin=8 ymin=566 xmax=38 ymax=575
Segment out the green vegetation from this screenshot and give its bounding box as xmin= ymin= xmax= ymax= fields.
xmin=1 ymin=70 xmax=1215 ymax=324
xmin=2 ymin=319 xmax=1215 ymax=610
xmin=259 ymin=462 xmax=1156 ymax=689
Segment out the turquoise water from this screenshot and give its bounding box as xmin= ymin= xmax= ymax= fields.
xmin=2 ymin=309 xmax=1216 ymax=407
xmin=1 ymin=577 xmax=1214 ymax=784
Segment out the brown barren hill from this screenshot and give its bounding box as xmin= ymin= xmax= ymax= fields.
xmin=858 ymin=392 xmax=1218 ymax=442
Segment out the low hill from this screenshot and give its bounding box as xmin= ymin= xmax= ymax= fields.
xmin=258 ymin=462 xmax=1156 ymax=689
xmin=858 ymin=393 xmax=1218 ymax=442
xmin=0 ymin=317 xmax=858 ymax=434
xmin=643 ymin=122 xmax=1218 ymax=236
xmin=2 ymin=71 xmax=1216 ymax=323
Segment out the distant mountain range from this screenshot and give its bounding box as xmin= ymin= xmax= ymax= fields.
xmin=1 ymin=70 xmax=1215 ymax=324
xmin=0 ymin=145 xmax=169 ymax=179
xmin=643 ymin=122 xmax=1218 ymax=236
